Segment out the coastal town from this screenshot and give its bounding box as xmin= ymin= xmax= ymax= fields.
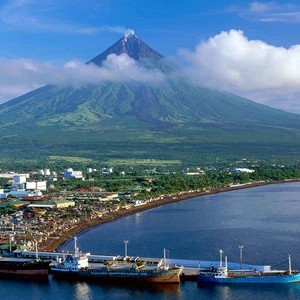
xmin=0 ymin=163 xmax=298 ymax=253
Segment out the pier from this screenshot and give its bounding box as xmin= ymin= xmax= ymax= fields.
xmin=12 ymin=249 xmax=271 ymax=281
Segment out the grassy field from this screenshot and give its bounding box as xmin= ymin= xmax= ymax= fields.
xmin=107 ymin=159 xmax=182 ymax=165
xmin=49 ymin=156 xmax=95 ymax=163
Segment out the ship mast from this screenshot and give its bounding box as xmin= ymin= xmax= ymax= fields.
xmin=219 ymin=250 xmax=223 ymax=267
xmin=74 ymin=237 xmax=78 ymax=259
xmin=163 ymin=248 xmax=168 ymax=270
xmin=9 ymin=235 xmax=12 ymax=253
xmin=289 ymin=254 xmax=292 ymax=275
xmin=35 ymin=240 xmax=39 ymax=262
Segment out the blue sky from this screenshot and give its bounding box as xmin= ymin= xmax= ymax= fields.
xmin=0 ymin=0 xmax=300 ymax=113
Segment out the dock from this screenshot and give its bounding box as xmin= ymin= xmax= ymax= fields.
xmin=10 ymin=249 xmax=271 ymax=281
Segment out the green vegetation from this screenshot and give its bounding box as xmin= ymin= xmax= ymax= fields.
xmin=1 ymin=35 xmax=300 ymax=166
xmin=107 ymin=159 xmax=181 ymax=165
xmin=49 ymin=156 xmax=95 ymax=163
xmin=22 ymin=165 xmax=300 ymax=197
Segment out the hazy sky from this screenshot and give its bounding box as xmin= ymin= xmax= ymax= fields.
xmin=0 ymin=0 xmax=300 ymax=113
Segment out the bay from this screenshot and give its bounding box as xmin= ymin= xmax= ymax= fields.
xmin=2 ymin=182 xmax=300 ymax=299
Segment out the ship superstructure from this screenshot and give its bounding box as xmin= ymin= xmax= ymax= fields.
xmin=51 ymin=237 xmax=183 ymax=283
xmin=197 ymin=252 xmax=300 ymax=284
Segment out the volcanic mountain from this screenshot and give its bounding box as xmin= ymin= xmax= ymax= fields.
xmin=1 ymin=33 xmax=300 ymax=163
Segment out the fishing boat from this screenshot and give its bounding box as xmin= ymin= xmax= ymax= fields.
xmin=197 ymin=251 xmax=300 ymax=284
xmin=51 ymin=237 xmax=183 ymax=283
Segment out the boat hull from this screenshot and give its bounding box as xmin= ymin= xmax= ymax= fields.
xmin=51 ymin=268 xmax=182 ymax=283
xmin=0 ymin=261 xmax=50 ymax=279
xmin=197 ymin=273 xmax=300 ymax=284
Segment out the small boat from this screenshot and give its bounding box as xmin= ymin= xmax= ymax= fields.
xmin=197 ymin=252 xmax=300 ymax=284
xmin=51 ymin=237 xmax=183 ymax=283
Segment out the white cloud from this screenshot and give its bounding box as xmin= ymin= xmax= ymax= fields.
xmin=0 ymin=54 xmax=165 ymax=103
xmin=178 ymin=29 xmax=300 ymax=112
xmin=248 ymin=1 xmax=273 ymax=12
xmin=236 ymin=1 xmax=300 ymax=23
xmin=1 ymin=29 xmax=300 ymax=113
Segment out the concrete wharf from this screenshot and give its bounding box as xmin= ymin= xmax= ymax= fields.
xmin=13 ymin=250 xmax=271 ymax=281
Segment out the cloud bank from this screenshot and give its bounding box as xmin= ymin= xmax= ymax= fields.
xmin=0 ymin=54 xmax=165 ymax=104
xmin=179 ymin=29 xmax=300 ymax=112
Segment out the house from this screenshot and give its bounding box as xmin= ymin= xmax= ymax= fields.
xmin=129 ymin=185 xmax=152 ymax=193
xmin=0 ymin=200 xmax=30 ymax=210
xmin=28 ymin=199 xmax=75 ymax=209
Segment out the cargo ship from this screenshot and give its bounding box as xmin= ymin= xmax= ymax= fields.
xmin=0 ymin=257 xmax=51 ymax=279
xmin=51 ymin=237 xmax=183 ymax=283
xmin=197 ymin=252 xmax=300 ymax=284
xmin=0 ymin=239 xmax=51 ymax=279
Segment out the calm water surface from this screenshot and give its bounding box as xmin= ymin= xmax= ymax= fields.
xmin=2 ymin=182 xmax=300 ymax=299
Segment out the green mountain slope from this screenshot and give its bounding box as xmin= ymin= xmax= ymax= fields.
xmin=1 ymin=33 xmax=300 ymax=164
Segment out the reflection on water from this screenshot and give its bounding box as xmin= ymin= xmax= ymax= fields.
xmin=88 ymin=281 xmax=180 ymax=294
xmin=52 ymin=277 xmax=181 ymax=298
xmin=75 ymin=281 xmax=92 ymax=299
xmin=197 ymin=281 xmax=300 ymax=300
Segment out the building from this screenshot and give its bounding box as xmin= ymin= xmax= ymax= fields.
xmin=0 ymin=173 xmax=29 ymax=179
xmin=129 ymin=185 xmax=152 ymax=193
xmin=28 ymin=199 xmax=75 ymax=209
xmin=25 ymin=181 xmax=47 ymax=191
xmin=38 ymin=170 xmax=44 ymax=175
xmin=64 ymin=168 xmax=84 ymax=180
xmin=44 ymin=169 xmax=51 ymax=176
xmin=0 ymin=200 xmax=30 ymax=210
xmin=13 ymin=175 xmax=27 ymax=183
xmin=11 ymin=182 xmax=26 ymax=190
xmin=232 ymin=168 xmax=255 ymax=174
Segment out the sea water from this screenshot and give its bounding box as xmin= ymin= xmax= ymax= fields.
xmin=2 ymin=182 xmax=300 ymax=299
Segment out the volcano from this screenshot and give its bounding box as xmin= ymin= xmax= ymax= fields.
xmin=1 ymin=33 xmax=300 ymax=163
xmin=88 ymin=32 xmax=164 ymax=65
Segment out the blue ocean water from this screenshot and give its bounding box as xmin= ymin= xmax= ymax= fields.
xmin=2 ymin=182 xmax=300 ymax=299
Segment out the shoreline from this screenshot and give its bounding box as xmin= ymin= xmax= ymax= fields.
xmin=40 ymin=179 xmax=299 ymax=251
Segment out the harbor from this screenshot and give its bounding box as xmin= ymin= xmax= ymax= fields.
xmin=1 ymin=183 xmax=300 ymax=299
xmin=8 ymin=243 xmax=273 ymax=282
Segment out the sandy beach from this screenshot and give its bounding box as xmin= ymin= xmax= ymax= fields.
xmin=40 ymin=180 xmax=298 ymax=251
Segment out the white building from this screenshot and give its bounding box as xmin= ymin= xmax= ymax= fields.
xmin=25 ymin=182 xmax=35 ymax=190
xmin=38 ymin=170 xmax=44 ymax=175
xmin=64 ymin=168 xmax=84 ymax=180
xmin=26 ymin=181 xmax=47 ymax=191
xmin=36 ymin=181 xmax=47 ymax=190
xmin=232 ymin=168 xmax=255 ymax=174
xmin=13 ymin=175 xmax=27 ymax=183
xmin=0 ymin=173 xmax=29 ymax=179
xmin=44 ymin=169 xmax=51 ymax=176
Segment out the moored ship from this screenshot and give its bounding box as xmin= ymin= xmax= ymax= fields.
xmin=197 ymin=252 xmax=300 ymax=284
xmin=51 ymin=237 xmax=183 ymax=283
xmin=0 ymin=240 xmax=51 ymax=279
xmin=0 ymin=257 xmax=51 ymax=279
